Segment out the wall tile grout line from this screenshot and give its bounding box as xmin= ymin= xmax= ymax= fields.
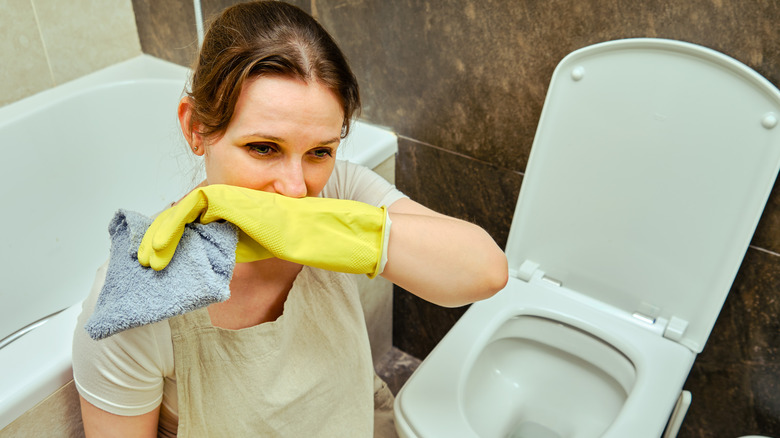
xmin=397 ymin=134 xmax=525 ymax=177
xmin=749 ymin=244 xmax=780 ymax=258
xmin=398 ymin=138 xmax=779 ymax=262
xmin=28 ymin=0 xmax=55 ymax=87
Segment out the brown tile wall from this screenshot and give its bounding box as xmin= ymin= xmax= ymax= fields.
xmin=131 ymin=1 xmax=780 ymax=436
xmin=131 ymin=0 xmax=312 ymax=68
xmin=202 ymin=0 xmax=311 ymax=22
xmin=130 ymin=0 xmax=199 ymax=67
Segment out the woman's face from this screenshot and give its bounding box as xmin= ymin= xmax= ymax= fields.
xmin=187 ymin=75 xmax=345 ymax=197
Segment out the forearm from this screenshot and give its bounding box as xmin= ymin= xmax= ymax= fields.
xmin=380 ymin=199 xmax=508 ymax=307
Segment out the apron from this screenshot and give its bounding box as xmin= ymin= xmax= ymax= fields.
xmin=168 ymin=266 xmax=396 ymax=437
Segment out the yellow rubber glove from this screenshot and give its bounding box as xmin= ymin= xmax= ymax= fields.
xmin=137 ymin=185 xmax=389 ymax=277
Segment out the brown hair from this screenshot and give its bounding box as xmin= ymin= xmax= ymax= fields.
xmin=187 ymin=1 xmax=360 ymax=141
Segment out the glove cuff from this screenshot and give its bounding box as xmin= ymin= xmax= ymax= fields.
xmin=369 ymin=208 xmax=392 ymax=279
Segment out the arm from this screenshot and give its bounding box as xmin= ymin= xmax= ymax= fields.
xmin=80 ymin=397 xmax=159 ymax=438
xmin=381 ymin=198 xmax=508 ymax=307
xmin=73 ymin=262 xmax=172 ymax=438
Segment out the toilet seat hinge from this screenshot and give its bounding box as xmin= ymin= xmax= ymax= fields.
xmin=663 ymin=316 xmax=689 ymax=343
xmin=515 ymin=260 xmax=563 ymax=286
xmin=632 ymin=302 xmax=661 ymax=325
xmin=541 ymin=275 xmax=563 ymax=287
xmin=632 ymin=311 xmax=656 ymax=325
xmin=516 ymin=260 xmax=541 ymax=282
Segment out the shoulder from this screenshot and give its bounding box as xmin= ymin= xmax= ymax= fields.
xmin=322 ymin=160 xmax=408 ymax=207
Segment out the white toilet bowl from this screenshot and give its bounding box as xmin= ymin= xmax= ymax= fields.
xmin=464 ymin=316 xmax=635 ymax=437
xmin=395 ymin=38 xmax=780 ymax=438
xmin=396 ymin=272 xmax=695 ymax=438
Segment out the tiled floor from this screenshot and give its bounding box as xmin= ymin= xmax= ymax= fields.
xmin=376 ymin=347 xmax=422 ymax=395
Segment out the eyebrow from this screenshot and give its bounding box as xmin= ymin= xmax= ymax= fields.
xmin=241 ymin=133 xmax=341 ymax=147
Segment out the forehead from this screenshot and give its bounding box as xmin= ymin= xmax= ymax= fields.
xmin=232 ymin=76 xmax=344 ymax=127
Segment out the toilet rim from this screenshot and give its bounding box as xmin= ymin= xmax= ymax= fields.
xmin=458 ymin=277 xmax=686 ymax=378
xmin=395 ymin=277 xmax=697 ymax=438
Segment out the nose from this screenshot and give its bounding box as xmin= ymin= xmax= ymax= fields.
xmin=273 ymin=159 xmax=308 ymax=198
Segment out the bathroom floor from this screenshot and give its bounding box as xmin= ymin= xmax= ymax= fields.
xmin=376 ymin=347 xmax=422 ymax=395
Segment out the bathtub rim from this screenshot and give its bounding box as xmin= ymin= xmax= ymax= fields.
xmin=0 ymin=55 xmax=189 ymax=129
xmin=0 ymin=303 xmax=81 ymax=430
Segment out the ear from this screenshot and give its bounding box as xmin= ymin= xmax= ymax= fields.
xmin=178 ymin=97 xmax=205 ymax=156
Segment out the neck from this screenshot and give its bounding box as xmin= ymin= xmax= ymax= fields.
xmin=208 ymin=258 xmax=303 ymax=329
xmin=231 ymin=257 xmax=303 ymax=296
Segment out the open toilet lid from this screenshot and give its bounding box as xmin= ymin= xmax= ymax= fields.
xmin=505 ymin=39 xmax=780 ymax=353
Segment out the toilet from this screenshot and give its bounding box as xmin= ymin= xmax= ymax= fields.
xmin=394 ymin=38 xmax=780 ymax=438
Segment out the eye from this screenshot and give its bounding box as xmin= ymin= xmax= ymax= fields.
xmin=248 ymin=143 xmax=276 ymax=155
xmin=311 ymin=148 xmax=333 ymax=159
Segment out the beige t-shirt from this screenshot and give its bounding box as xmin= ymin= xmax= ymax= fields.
xmin=72 ymin=160 xmax=406 ymax=434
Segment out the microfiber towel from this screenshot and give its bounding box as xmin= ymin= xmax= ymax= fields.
xmin=85 ymin=209 xmax=238 ymax=340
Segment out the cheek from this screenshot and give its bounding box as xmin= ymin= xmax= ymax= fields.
xmin=204 ymin=154 xmax=248 ymax=186
xmin=203 ymin=145 xmax=256 ymax=186
xmin=305 ymin=162 xmax=336 ymax=195
xmin=203 ymin=155 xmax=230 ymax=184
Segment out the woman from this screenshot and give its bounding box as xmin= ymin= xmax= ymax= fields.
xmin=73 ymin=2 xmax=508 ymax=436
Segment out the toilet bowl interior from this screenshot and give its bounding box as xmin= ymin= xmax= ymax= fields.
xmin=463 ymin=315 xmax=636 ymax=438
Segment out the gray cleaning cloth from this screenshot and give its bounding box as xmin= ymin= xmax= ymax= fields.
xmin=85 ymin=209 xmax=238 ymax=340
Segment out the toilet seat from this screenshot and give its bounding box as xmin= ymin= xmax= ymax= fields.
xmin=395 ymin=38 xmax=780 ymax=438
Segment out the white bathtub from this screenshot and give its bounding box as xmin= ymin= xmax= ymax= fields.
xmin=0 ymin=54 xmax=397 ymax=429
